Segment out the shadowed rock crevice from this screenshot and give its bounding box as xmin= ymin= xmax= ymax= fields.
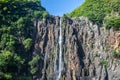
xmin=77 ymin=39 xmax=85 ymax=68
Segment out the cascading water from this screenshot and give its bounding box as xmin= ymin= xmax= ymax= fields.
xmin=58 ymin=17 xmax=63 ymax=80
xmin=54 ymin=18 xmax=63 ymax=80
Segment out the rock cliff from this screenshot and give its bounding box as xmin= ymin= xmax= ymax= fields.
xmin=33 ymin=16 xmax=120 ymax=80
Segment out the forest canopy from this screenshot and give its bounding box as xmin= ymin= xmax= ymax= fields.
xmin=0 ymin=0 xmax=49 ymax=79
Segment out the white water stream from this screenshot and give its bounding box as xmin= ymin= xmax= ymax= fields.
xmin=57 ymin=18 xmax=63 ymax=80
xmin=54 ymin=18 xmax=63 ymax=80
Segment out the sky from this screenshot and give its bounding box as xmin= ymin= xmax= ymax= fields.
xmin=41 ymin=0 xmax=84 ymax=16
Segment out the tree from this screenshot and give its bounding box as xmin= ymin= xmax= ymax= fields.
xmin=0 ymin=50 xmax=24 ymax=80
xmin=23 ymin=38 xmax=32 ymax=50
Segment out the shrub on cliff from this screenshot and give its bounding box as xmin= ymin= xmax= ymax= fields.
xmin=104 ymin=14 xmax=120 ymax=30
xmin=112 ymin=49 xmax=120 ymax=58
xmin=29 ymin=55 xmax=40 ymax=75
xmin=101 ymin=59 xmax=108 ymax=67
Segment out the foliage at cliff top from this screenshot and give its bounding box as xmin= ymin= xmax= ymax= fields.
xmin=104 ymin=13 xmax=120 ymax=30
xmin=68 ymin=0 xmax=120 ymax=25
xmin=0 ymin=0 xmax=48 ymax=79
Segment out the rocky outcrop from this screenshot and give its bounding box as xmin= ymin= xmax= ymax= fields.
xmin=33 ymin=16 xmax=120 ymax=80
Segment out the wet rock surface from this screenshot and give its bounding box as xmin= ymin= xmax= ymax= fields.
xmin=33 ymin=16 xmax=120 ymax=80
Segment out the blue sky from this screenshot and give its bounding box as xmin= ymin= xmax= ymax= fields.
xmin=41 ymin=0 xmax=84 ymax=16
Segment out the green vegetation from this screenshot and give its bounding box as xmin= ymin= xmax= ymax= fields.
xmin=0 ymin=0 xmax=48 ymax=79
xmin=101 ymin=59 xmax=108 ymax=67
xmin=90 ymin=41 xmax=94 ymax=49
xmin=0 ymin=50 xmax=24 ymax=79
xmin=104 ymin=14 xmax=120 ymax=30
xmin=29 ymin=54 xmax=40 ymax=75
xmin=112 ymin=49 xmax=120 ymax=58
xmin=62 ymin=14 xmax=69 ymax=23
xmin=68 ymin=0 xmax=120 ymax=26
xmin=23 ymin=38 xmax=32 ymax=50
xmin=62 ymin=14 xmax=70 ymax=30
xmin=17 ymin=76 xmax=32 ymax=80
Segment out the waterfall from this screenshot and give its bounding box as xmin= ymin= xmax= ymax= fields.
xmin=54 ymin=18 xmax=63 ymax=80
xmin=58 ymin=17 xmax=63 ymax=80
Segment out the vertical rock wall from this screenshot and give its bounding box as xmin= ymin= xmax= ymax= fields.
xmin=33 ymin=16 xmax=120 ymax=80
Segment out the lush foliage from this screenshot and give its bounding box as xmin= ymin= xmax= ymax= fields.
xmin=29 ymin=55 xmax=40 ymax=75
xmin=0 ymin=50 xmax=24 ymax=79
xmin=23 ymin=38 xmax=32 ymax=50
xmin=101 ymin=59 xmax=108 ymax=67
xmin=104 ymin=14 xmax=120 ymax=30
xmin=68 ymin=0 xmax=120 ymax=25
xmin=112 ymin=49 xmax=120 ymax=58
xmin=0 ymin=0 xmax=48 ymax=79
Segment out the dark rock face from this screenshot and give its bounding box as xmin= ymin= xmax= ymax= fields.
xmin=33 ymin=16 xmax=120 ymax=80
